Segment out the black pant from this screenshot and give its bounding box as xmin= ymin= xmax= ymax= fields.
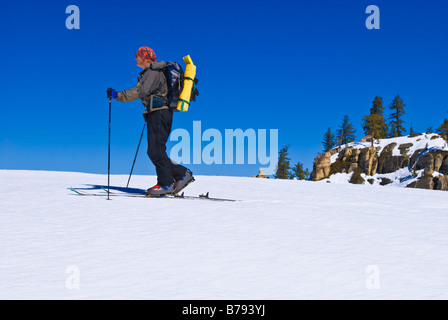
xmin=146 ymin=109 xmax=187 ymax=186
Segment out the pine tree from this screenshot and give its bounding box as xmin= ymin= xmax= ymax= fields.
xmin=437 ymin=119 xmax=448 ymax=141
xmin=362 ymin=113 xmax=383 ymax=147
xmin=426 ymin=127 xmax=433 ymax=134
xmin=322 ymin=127 xmax=336 ymax=152
xmin=409 ymin=125 xmax=416 ymax=135
xmin=336 ymin=115 xmax=356 ymax=146
xmin=291 ymin=162 xmax=310 ymax=180
xmin=370 ymin=96 xmax=384 ymax=114
xmin=362 ymin=96 xmax=388 ymax=139
xmin=274 ymin=145 xmax=292 ymax=179
xmin=388 ymin=95 xmax=406 ymax=137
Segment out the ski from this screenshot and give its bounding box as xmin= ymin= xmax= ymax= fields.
xmin=100 ymin=186 xmax=236 ymax=202
xmin=69 ymin=187 xmax=236 ymax=202
xmin=70 ymin=188 xmax=144 ymax=198
xmin=174 ymin=191 xmax=237 ymax=202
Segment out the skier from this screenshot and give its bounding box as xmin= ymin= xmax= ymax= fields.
xmin=107 ymin=46 xmax=194 ymax=196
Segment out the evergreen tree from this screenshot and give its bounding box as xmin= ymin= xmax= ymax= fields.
xmin=426 ymin=127 xmax=433 ymax=134
xmin=370 ymin=96 xmax=384 ymax=114
xmin=362 ymin=113 xmax=383 ymax=147
xmin=388 ymin=95 xmax=406 ymax=137
xmin=336 ymin=115 xmax=356 ymax=146
xmin=409 ymin=125 xmax=416 ymax=135
xmin=362 ymin=96 xmax=388 ymax=139
xmin=322 ymin=127 xmax=336 ymax=152
xmin=291 ymin=162 xmax=310 ymax=180
xmin=437 ymin=119 xmax=448 ymax=141
xmin=274 ymin=145 xmax=292 ymax=179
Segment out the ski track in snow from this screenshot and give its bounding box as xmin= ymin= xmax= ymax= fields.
xmin=1 ymin=170 xmax=448 ymax=299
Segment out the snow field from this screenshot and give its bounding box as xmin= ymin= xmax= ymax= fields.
xmin=0 ymin=170 xmax=447 ymax=299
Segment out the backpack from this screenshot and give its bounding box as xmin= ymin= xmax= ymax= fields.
xmin=162 ymin=62 xmax=199 ymax=111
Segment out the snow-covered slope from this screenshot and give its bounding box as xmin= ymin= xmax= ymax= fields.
xmin=1 ymin=170 xmax=448 ymax=300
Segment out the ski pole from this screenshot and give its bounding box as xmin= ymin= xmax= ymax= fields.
xmin=126 ymin=122 xmax=146 ymax=188
xmin=107 ymin=98 xmax=112 ymax=200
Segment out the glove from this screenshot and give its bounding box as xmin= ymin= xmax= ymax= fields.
xmin=107 ymin=88 xmax=118 ymax=99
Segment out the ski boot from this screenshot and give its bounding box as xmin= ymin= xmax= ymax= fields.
xmin=145 ymin=183 xmax=175 ymax=197
xmin=173 ymin=170 xmax=195 ymax=195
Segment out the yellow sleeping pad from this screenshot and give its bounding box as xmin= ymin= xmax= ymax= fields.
xmin=177 ymin=55 xmax=197 ymax=112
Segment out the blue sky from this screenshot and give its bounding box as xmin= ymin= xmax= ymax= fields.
xmin=1 ymin=0 xmax=447 ymax=179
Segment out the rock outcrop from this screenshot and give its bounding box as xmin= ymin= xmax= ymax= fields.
xmin=253 ymin=168 xmax=269 ymax=179
xmin=311 ymin=134 xmax=448 ymax=191
xmin=310 ymin=151 xmax=332 ymax=181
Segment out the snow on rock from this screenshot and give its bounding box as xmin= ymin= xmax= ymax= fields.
xmin=1 ymin=170 xmax=448 ymax=300
xmin=315 ymin=134 xmax=448 ymax=190
xmin=336 ymin=133 xmax=448 ymax=160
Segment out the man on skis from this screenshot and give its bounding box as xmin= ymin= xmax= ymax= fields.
xmin=107 ymin=46 xmax=194 ymax=197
